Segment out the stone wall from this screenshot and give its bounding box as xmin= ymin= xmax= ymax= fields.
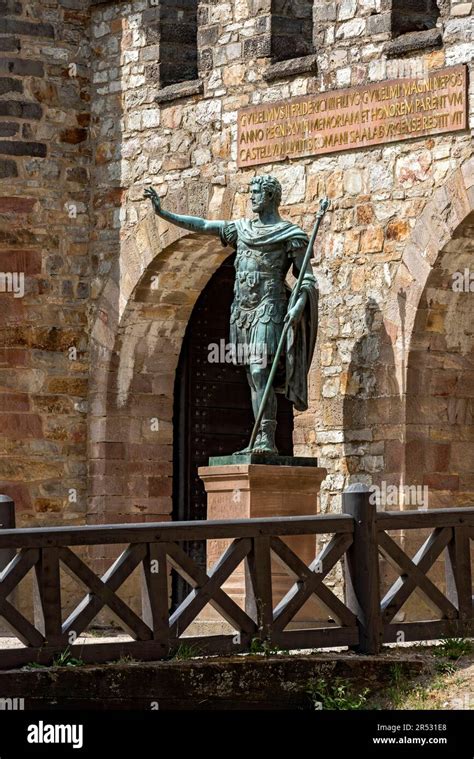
xmin=0 ymin=0 xmax=90 ymax=528
xmin=87 ymin=0 xmax=474 ymax=529
xmin=0 ymin=1 xmax=472 ymax=605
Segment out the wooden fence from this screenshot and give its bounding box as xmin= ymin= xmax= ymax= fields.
xmin=0 ymin=485 xmax=472 ymax=668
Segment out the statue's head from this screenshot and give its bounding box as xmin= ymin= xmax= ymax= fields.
xmin=249 ymin=174 xmax=282 ymax=213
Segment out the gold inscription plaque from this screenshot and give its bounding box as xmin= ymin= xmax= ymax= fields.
xmin=237 ymin=65 xmax=467 ymax=168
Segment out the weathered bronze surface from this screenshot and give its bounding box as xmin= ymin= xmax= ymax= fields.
xmin=144 ymin=176 xmax=319 ymax=455
xmin=208 ymin=453 xmax=319 ymax=466
xmin=238 ymin=65 xmax=467 ymax=168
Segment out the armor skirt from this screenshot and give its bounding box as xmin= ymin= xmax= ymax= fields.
xmin=229 ymin=295 xmax=287 ymax=367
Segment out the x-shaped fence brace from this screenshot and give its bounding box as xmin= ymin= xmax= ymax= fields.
xmin=0 ymin=522 xmax=471 ymax=653
xmin=0 ymin=532 xmax=357 ymax=647
xmin=379 ymin=525 xmax=473 ymax=623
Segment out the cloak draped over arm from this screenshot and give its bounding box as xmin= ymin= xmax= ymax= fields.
xmin=282 ymin=240 xmax=318 ymax=412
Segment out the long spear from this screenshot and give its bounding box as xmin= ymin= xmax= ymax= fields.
xmin=247 ymin=196 xmax=330 ymax=452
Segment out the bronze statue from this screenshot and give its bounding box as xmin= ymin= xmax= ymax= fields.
xmin=144 ymin=175 xmax=321 ymax=455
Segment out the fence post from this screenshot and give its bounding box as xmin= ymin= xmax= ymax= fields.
xmin=343 ymin=484 xmax=383 ymax=654
xmin=0 ymin=495 xmax=17 ymax=636
xmin=0 ymin=495 xmax=15 ymax=571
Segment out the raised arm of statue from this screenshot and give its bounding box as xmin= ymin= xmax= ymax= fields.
xmin=143 ymin=186 xmax=224 ymax=237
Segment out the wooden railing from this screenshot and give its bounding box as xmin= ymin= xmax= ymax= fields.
xmin=0 ymin=485 xmax=472 ymax=668
xmin=344 ymin=485 xmax=474 ymax=653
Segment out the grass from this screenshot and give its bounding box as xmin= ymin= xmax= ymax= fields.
xmin=116 ymin=655 xmax=137 ymax=665
xmin=86 ymin=627 xmax=106 ymax=638
xmin=307 ymin=676 xmax=369 ymax=710
xmin=52 ymin=647 xmax=84 ymax=668
xmin=433 ymin=637 xmax=472 ymax=661
xmin=23 ymin=647 xmax=85 ymax=669
xmin=384 ymin=663 xmax=413 ymax=708
xmin=249 ymin=637 xmax=283 ymax=656
xmin=171 ymin=643 xmax=201 ymax=660
xmin=434 ymin=658 xmax=457 ymax=675
xmin=368 ymin=639 xmax=474 ymax=710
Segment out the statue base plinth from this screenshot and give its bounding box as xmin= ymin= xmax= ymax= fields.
xmin=188 ymin=462 xmax=327 ymax=637
xmin=208 ymin=453 xmax=319 ymax=467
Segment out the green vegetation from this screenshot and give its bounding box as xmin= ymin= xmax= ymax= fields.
xmin=171 ymin=642 xmax=201 ymax=660
xmin=248 ymin=637 xmax=289 ymax=656
xmin=52 ymin=647 xmax=84 ymax=667
xmin=116 ymin=654 xmax=137 ymax=665
xmin=433 ymin=637 xmax=472 ymax=661
xmin=307 ymin=676 xmax=369 ymax=710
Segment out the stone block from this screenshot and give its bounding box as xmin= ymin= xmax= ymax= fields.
xmin=0 ymin=36 xmax=20 ymax=51
xmin=0 ymin=101 xmax=42 ymax=119
xmin=197 ymin=463 xmax=327 ymax=630
xmin=0 ymin=140 xmax=46 ymax=157
xmin=264 ymin=53 xmax=317 ymax=81
xmin=338 ymin=0 xmax=357 ymax=21
xmin=155 ymin=78 xmax=203 ymax=104
xmin=423 ymin=473 xmax=459 ymax=490
xmin=366 ymin=12 xmax=391 ymax=36
xmin=0 ymin=18 xmax=54 ymax=38
xmin=243 ymin=33 xmax=271 ymax=59
xmin=336 ymin=17 xmax=366 ymax=39
xmin=451 ymin=2 xmax=473 ymax=15
xmin=360 ymin=226 xmax=384 ymax=253
xmin=384 ymin=29 xmax=442 ymax=57
xmin=59 ymin=127 xmax=87 ymax=144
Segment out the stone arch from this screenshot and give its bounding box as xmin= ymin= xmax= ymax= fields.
xmin=382 ymin=159 xmax=474 ymax=502
xmin=87 ymin=211 xmax=232 ymax=539
xmin=405 ymin=209 xmax=474 ymax=505
xmin=383 ymin=160 xmax=474 ymax=400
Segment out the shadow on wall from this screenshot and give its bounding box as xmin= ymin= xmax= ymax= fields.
xmin=342 ymin=297 xmax=405 ymax=614
xmin=342 ymin=297 xmax=402 ymax=498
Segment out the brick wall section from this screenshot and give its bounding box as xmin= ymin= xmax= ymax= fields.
xmin=0 ymin=0 xmax=90 ymax=526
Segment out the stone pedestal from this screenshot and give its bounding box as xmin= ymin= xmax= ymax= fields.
xmin=194 ymin=460 xmax=327 ymax=633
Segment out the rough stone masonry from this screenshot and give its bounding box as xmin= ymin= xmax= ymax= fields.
xmin=0 ymin=0 xmax=473 ymax=618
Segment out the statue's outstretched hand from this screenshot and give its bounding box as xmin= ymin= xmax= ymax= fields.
xmin=144 ymin=186 xmax=161 ymax=213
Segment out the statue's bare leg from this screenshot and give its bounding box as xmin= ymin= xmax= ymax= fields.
xmin=251 ymin=362 xmax=278 ymax=453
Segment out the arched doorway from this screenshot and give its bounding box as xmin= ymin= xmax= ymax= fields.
xmin=172 ymin=253 xmax=294 ymax=603
xmin=401 ymin=211 xmax=474 ymax=620
xmin=405 ymin=211 xmax=474 ymax=506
